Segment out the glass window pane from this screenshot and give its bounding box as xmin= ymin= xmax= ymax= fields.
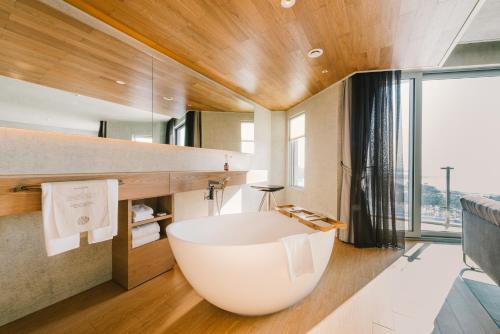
xmin=176 ymin=125 xmax=185 ymax=146
xmin=401 ymin=79 xmax=411 ymax=232
xmin=289 ymin=113 xmax=305 ymax=139
xmin=241 ymin=141 xmax=254 ymax=154
xmin=241 ymin=122 xmax=254 ymax=141
xmin=421 ymin=75 xmax=500 ymax=235
xmin=290 ymin=137 xmax=305 ymax=187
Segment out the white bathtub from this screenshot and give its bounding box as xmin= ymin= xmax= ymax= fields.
xmin=166 ymin=211 xmax=335 ymax=315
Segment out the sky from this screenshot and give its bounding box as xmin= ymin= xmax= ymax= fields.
xmin=418 ymin=76 xmax=500 ymax=195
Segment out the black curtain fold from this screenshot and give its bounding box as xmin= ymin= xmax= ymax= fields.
xmin=185 ymin=111 xmax=202 ymax=148
xmin=349 ymin=71 xmax=404 ymax=248
xmin=165 ymin=118 xmax=177 ymax=144
xmin=98 ymin=120 xmax=107 ymax=138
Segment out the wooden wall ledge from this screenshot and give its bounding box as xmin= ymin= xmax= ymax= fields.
xmin=0 ymin=171 xmax=247 ymax=218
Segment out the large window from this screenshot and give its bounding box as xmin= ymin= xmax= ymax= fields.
xmin=420 ymin=73 xmax=500 ymax=236
xmin=175 ymin=123 xmax=185 ymax=146
xmin=289 ymin=113 xmax=305 ymax=187
xmin=403 ymin=69 xmax=500 ymax=238
xmin=240 ymin=121 xmax=254 ymax=154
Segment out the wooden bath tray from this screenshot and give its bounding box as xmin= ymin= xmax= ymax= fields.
xmin=275 ymin=205 xmax=347 ymax=232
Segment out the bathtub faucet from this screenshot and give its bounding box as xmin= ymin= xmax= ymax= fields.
xmin=204 ymin=177 xmax=230 ymax=201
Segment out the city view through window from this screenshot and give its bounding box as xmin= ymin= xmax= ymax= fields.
xmin=420 ymin=75 xmax=500 ymax=234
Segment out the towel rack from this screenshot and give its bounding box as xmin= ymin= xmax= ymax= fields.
xmin=11 ymin=179 xmax=125 ymax=193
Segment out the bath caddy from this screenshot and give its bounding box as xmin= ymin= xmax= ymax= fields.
xmin=275 ymin=205 xmax=347 ymax=232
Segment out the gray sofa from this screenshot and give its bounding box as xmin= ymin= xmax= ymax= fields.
xmin=461 ymin=195 xmax=500 ymax=285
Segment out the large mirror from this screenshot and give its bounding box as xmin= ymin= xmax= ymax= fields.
xmin=0 ymin=1 xmax=254 ymax=153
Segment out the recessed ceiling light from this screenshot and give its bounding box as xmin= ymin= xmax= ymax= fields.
xmin=163 ymin=96 xmax=174 ymax=101
xmin=281 ymin=0 xmax=296 ymax=8
xmin=308 ymin=48 xmax=323 ymax=58
xmin=321 ymin=69 xmax=329 ymax=74
xmin=187 ymin=104 xmax=192 ymax=107
xmin=115 ymin=80 xmax=126 ymax=85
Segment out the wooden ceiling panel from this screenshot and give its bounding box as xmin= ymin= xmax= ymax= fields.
xmin=65 ymin=0 xmax=479 ymax=110
xmin=0 ymin=0 xmax=253 ymax=118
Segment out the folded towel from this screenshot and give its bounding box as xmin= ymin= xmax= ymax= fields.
xmin=132 ymin=222 xmax=160 ymax=239
xmin=133 ymin=214 xmax=154 ymax=223
xmin=132 ymin=232 xmax=160 ymax=249
xmin=132 ymin=204 xmax=154 ymax=218
xmin=280 ymin=233 xmax=315 ymax=281
xmin=41 ymin=179 xmax=119 ymax=256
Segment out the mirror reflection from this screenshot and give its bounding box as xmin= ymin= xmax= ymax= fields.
xmin=0 ymin=1 xmax=254 ymax=154
xmin=162 ymin=111 xmax=254 ymax=153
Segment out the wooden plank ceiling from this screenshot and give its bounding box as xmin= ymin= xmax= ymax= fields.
xmin=0 ymin=0 xmax=253 ymax=118
xmin=64 ymin=0 xmax=479 ymax=110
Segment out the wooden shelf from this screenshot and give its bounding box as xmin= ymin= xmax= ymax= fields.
xmin=113 ymin=194 xmax=175 ymax=290
xmin=131 ymin=214 xmax=173 ymax=227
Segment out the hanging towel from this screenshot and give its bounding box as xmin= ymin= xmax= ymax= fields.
xmin=132 ymin=222 xmax=160 ymax=240
xmin=280 ymin=233 xmax=315 ymax=281
xmin=132 ymin=204 xmax=154 ymax=218
xmin=88 ymin=180 xmax=119 ymax=244
xmin=41 ymin=179 xmax=119 ymax=256
xmin=132 ymin=232 xmax=160 ymax=249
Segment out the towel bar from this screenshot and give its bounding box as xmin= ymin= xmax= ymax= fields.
xmin=11 ymin=179 xmax=124 ymax=193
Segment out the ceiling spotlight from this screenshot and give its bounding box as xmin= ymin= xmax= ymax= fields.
xmin=281 ymin=0 xmax=296 ymax=8
xmin=115 ymin=80 xmax=126 ymax=85
xmin=308 ymin=48 xmax=323 ymax=58
xmin=321 ymin=69 xmax=329 ymax=74
xmin=163 ymin=96 xmax=174 ymax=101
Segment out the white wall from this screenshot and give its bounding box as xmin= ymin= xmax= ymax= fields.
xmin=285 ymin=82 xmax=343 ymax=218
xmin=201 ymin=111 xmax=254 ymax=151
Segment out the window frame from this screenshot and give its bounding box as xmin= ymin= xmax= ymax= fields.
xmin=405 ymin=67 xmax=500 ymax=240
xmin=240 ymin=120 xmax=255 ymax=154
xmin=288 ymin=112 xmax=306 ymax=189
xmin=174 ymin=121 xmax=186 ymax=146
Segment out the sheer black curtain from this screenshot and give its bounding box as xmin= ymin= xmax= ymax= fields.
xmin=98 ymin=120 xmax=107 ymax=138
xmin=349 ymin=71 xmax=404 ymax=248
xmin=165 ymin=118 xmax=177 ymax=144
xmin=185 ymin=111 xmax=202 ymax=147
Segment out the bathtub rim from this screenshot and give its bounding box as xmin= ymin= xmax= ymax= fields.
xmin=166 ymin=214 xmax=334 ymax=248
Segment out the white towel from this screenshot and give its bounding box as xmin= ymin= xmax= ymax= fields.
xmin=132 ymin=222 xmax=160 ymax=239
xmin=132 ymin=232 xmax=160 ymax=249
xmin=133 ymin=214 xmax=154 ymax=223
xmin=88 ymin=180 xmax=119 ymax=244
xmin=132 ymin=204 xmax=154 ymax=218
xmin=41 ymin=179 xmax=119 ymax=256
xmin=280 ymin=233 xmax=315 ymax=281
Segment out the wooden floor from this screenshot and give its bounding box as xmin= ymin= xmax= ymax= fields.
xmin=1 ymin=240 xmax=497 ymax=334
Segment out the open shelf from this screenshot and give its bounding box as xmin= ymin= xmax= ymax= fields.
xmin=130 ymin=234 xmax=169 ymax=251
xmin=131 ymin=214 xmax=173 ymax=227
xmin=113 ymin=194 xmax=175 ymax=290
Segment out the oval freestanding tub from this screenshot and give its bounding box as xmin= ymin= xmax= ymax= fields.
xmin=166 ymin=211 xmax=335 ymax=316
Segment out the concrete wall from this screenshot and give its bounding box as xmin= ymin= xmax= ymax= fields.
xmin=0 ymin=101 xmax=272 ymax=325
xmin=284 ymin=82 xmax=343 ymax=218
xmin=201 ymin=111 xmax=254 ymax=152
xmin=107 ymin=121 xmax=167 ymax=143
xmin=444 ymin=41 xmax=500 ymax=67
